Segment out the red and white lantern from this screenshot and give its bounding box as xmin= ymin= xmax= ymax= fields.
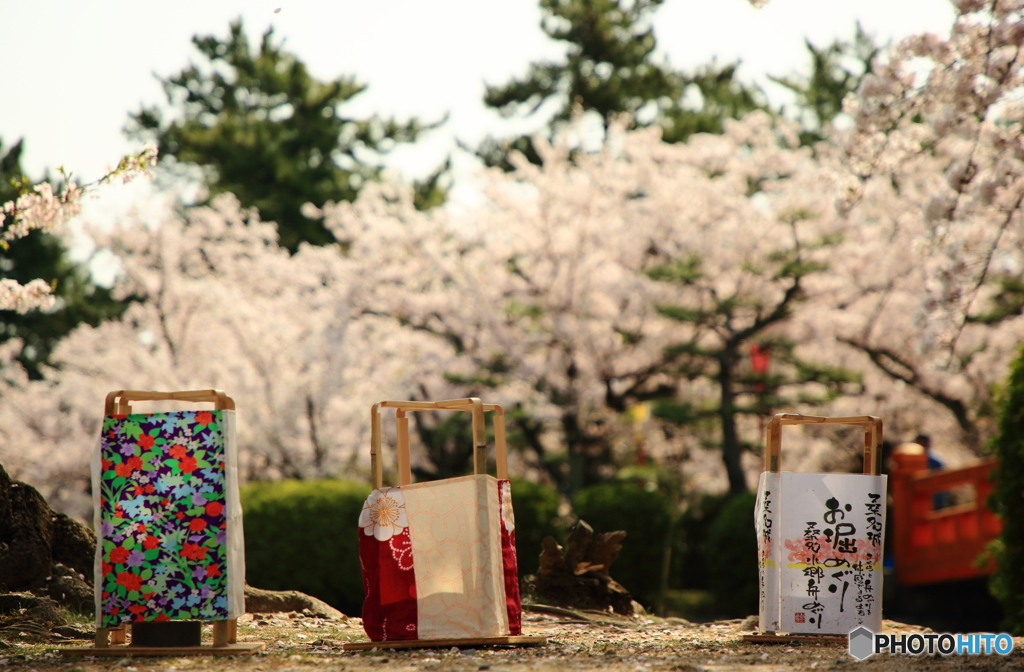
xmin=358 ymin=399 xmax=522 ymax=641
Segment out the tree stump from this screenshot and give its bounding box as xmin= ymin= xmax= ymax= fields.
xmin=529 ymin=519 xmax=642 ymax=616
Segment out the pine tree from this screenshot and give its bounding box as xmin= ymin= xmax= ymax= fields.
xmin=647 ymin=229 xmax=859 ymax=495
xmin=478 ymin=0 xmax=767 ymax=168
xmin=128 ymin=20 xmax=445 ymax=253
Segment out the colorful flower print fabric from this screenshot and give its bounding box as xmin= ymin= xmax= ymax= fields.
xmin=358 ymin=475 xmax=521 ymax=641
xmin=93 ymin=410 xmax=244 ymax=627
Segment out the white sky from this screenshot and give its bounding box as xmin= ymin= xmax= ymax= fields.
xmin=0 ymin=0 xmax=956 ymax=184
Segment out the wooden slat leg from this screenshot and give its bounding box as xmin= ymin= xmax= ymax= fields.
xmin=213 ymin=619 xmax=236 ymax=646
xmin=110 ymin=626 xmax=127 ymax=646
xmin=213 ymin=621 xmax=226 ymax=647
xmin=95 ymin=627 xmax=110 ymax=647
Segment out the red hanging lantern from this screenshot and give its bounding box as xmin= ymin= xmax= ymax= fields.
xmin=750 ymin=343 xmax=771 ymax=392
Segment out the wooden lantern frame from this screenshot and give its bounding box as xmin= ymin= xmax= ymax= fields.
xmin=743 ymin=412 xmax=883 ymax=644
xmin=344 ymin=398 xmax=545 ymax=651
xmin=61 ymin=389 xmax=263 ymax=657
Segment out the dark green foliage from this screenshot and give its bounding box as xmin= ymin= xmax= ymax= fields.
xmin=509 ymin=478 xmax=564 ymax=576
xmin=128 ymin=20 xmax=444 ymax=253
xmin=485 ymin=0 xmax=678 ymax=125
xmin=969 ymin=275 xmax=1024 ymax=325
xmin=410 ymin=411 xmax=475 ymax=482
xmin=704 ymin=490 xmax=759 ymax=617
xmin=0 ymin=139 xmax=127 ymax=378
xmin=644 ymin=255 xmax=703 ymax=285
xmin=666 ymin=492 xmax=762 ymax=619
xmin=479 ymin=0 xmax=766 ymax=168
xmin=408 ymin=408 xmax=520 ymax=483
xmin=572 ymin=481 xmax=673 ymax=608
xmin=659 ymin=60 xmax=768 ymax=142
xmin=990 ymin=344 xmax=1024 ymax=634
xmin=672 ymin=493 xmax=731 ymax=593
xmin=241 ymin=479 xmax=370 ymax=616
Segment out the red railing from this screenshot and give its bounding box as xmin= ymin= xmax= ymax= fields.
xmin=890 ymin=448 xmax=1001 ymax=586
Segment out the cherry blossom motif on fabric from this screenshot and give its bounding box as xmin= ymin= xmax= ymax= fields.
xmin=358 ymin=487 xmax=409 ymax=541
xmin=498 ymin=479 xmax=522 ymax=635
xmin=359 ymin=486 xmax=417 ymax=641
xmin=390 ymin=530 xmax=414 ymax=571
xmin=97 ymin=411 xmax=230 ymax=627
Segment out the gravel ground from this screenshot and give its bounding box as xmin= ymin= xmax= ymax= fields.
xmin=3 ymin=610 xmax=1023 ymax=671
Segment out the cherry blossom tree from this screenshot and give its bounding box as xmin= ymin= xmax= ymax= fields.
xmin=0 ymin=145 xmax=158 ymax=313
xmin=0 ymin=192 xmax=449 ymax=516
xmin=6 ymin=113 xmax=838 ymax=510
xmin=313 ymin=111 xmax=857 ymax=494
xmin=801 ymin=0 xmax=1024 ymax=452
xmin=642 ymin=112 xmax=862 ymax=494
xmin=314 ymin=141 xmax=686 ymax=493
xmin=6 ymin=0 xmax=1024 ymax=515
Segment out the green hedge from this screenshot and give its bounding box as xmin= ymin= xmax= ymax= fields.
xmin=239 ymin=476 xmax=760 ymax=619
xmin=704 ymin=490 xmax=759 ymax=618
xmin=673 ymin=493 xmax=731 ymax=592
xmin=240 ymin=477 xmax=564 ymax=616
xmin=991 ymin=344 xmax=1024 ymax=634
xmin=241 ymin=479 xmax=370 ymax=616
xmin=509 ymin=478 xmax=564 ymax=576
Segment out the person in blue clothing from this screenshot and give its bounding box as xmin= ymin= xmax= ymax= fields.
xmin=914 ymin=434 xmax=943 ymax=470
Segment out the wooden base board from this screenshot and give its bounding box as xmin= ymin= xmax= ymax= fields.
xmin=742 ymin=633 xmax=847 ymax=645
xmin=343 ymin=636 xmax=547 ymax=651
xmin=59 ymin=642 xmax=265 ymax=657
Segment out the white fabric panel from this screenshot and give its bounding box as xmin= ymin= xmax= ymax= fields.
xmin=402 ymin=474 xmax=508 ymax=639
xmin=223 ymin=410 xmax=246 ymax=620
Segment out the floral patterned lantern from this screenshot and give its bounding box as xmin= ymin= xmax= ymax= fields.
xmin=91 ymin=390 xmax=245 ymax=637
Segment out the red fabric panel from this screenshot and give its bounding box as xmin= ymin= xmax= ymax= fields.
xmin=359 ymin=527 xmax=419 ymax=641
xmin=499 ymin=480 xmax=522 ymax=635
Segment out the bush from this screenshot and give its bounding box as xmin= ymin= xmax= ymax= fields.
xmin=990 ymin=344 xmax=1024 ymax=634
xmin=704 ymin=491 xmax=759 ymax=618
xmin=573 ymin=482 xmax=674 ymax=609
xmin=673 ymin=493 xmax=732 ymax=592
xmin=509 ymin=478 xmax=564 ymax=576
xmin=241 ymin=479 xmax=370 ymax=616
xmin=241 ymin=476 xmax=561 ymax=616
